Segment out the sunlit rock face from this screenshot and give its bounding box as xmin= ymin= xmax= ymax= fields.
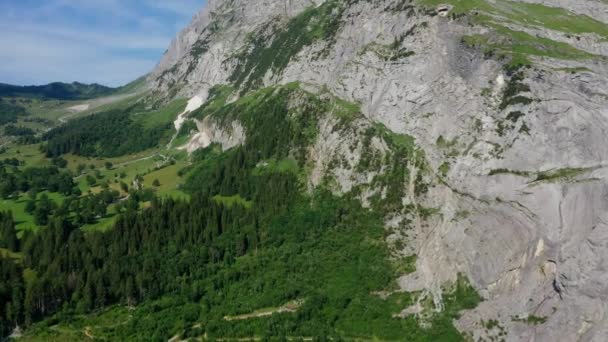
xmin=148 ymin=1 xmax=608 ymax=340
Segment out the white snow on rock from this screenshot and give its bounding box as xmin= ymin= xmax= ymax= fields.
xmin=174 ymin=94 xmax=206 ymax=131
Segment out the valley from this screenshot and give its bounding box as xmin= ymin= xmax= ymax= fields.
xmin=2 ymin=0 xmax=608 ymax=340
xmin=0 ymin=80 xmax=480 ymax=341
xmin=0 ymin=96 xmax=191 ymax=233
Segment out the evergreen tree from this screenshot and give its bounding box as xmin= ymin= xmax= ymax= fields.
xmin=0 ymin=212 xmax=18 ymax=251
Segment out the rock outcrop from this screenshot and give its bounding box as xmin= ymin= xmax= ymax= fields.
xmin=148 ymin=0 xmax=608 ymax=340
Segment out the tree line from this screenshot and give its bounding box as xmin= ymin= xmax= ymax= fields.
xmin=0 ymin=165 xmax=77 ymax=199
xmin=0 ymin=98 xmax=26 ymax=125
xmin=0 ymin=86 xmax=479 ymax=340
xmin=43 ymin=107 xmax=170 ymax=158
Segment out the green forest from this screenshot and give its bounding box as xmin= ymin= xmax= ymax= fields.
xmin=0 ymin=99 xmax=27 ymax=126
xmin=0 ymin=82 xmax=116 ymax=101
xmin=43 ymin=106 xmax=172 ymax=158
xmin=0 ymin=85 xmax=480 ymax=341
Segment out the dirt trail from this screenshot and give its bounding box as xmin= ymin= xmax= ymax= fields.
xmin=223 ymin=299 xmax=304 ymax=321
xmin=112 ymin=153 xmax=168 ymax=168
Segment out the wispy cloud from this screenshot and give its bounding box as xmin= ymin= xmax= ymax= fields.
xmin=0 ymin=0 xmax=206 ymax=87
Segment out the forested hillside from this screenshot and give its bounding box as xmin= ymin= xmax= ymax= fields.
xmin=0 ymin=84 xmax=480 ymax=340
xmin=4 ymin=0 xmax=608 ymax=339
xmin=0 ymin=82 xmax=116 ymax=101
xmin=43 ymin=107 xmax=172 ymax=158
xmin=0 ymin=99 xmax=27 ymax=126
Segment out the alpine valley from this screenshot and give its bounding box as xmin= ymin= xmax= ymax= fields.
xmin=2 ymin=0 xmax=608 ymax=341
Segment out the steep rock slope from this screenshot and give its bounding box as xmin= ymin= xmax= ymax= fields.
xmin=150 ymin=0 xmax=608 ymax=340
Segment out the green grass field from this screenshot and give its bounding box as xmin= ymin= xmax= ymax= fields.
xmin=3 ymin=96 xmax=71 ymax=124
xmin=81 ymin=211 xmax=119 ymax=233
xmin=1 ymin=142 xmax=191 ymax=235
xmin=1 ymin=144 xmax=50 ymax=168
xmin=143 ymin=162 xmax=190 ymax=199
xmin=1 ymin=191 xmax=66 ymax=234
xmin=0 ymin=77 xmax=197 ymax=237
xmin=253 ymin=158 xmax=299 ymax=175
xmin=133 ymin=98 xmax=187 ymax=129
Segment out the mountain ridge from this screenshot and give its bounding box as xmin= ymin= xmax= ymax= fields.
xmin=1 ymin=0 xmax=608 ymax=340
xmin=0 ymin=82 xmax=116 ymax=101
xmin=0 ymin=76 xmax=148 ymax=101
xmin=143 ymin=0 xmax=608 ymax=340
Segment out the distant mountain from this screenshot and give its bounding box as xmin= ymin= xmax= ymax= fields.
xmin=0 ymin=81 xmax=117 ymax=100
xmin=3 ymin=0 xmax=608 ymax=341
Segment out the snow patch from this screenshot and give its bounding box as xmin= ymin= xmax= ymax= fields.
xmin=496 ymin=74 xmax=505 ymax=86
xmin=186 ymin=95 xmax=205 ymax=112
xmin=174 ymin=94 xmax=206 ymax=131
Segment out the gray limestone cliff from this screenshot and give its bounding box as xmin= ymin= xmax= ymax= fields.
xmin=148 ymin=0 xmax=608 ymax=340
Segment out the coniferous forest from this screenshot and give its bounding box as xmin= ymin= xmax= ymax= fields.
xmin=6 ymin=0 xmax=608 ymax=338
xmin=0 ymin=86 xmax=480 ymax=341
xmin=43 ymin=107 xmax=171 ymax=158
xmin=0 ymin=99 xmax=26 ymax=126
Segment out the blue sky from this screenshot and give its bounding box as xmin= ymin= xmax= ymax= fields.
xmin=0 ymin=0 xmax=206 ymax=87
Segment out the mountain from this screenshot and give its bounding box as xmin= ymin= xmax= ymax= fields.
xmin=0 ymin=77 xmax=148 ymax=101
xmin=2 ymin=0 xmax=608 ymax=341
xmin=0 ymin=82 xmax=118 ymax=101
xmin=147 ymin=0 xmax=608 ymax=340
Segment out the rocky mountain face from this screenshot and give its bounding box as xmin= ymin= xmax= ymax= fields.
xmin=148 ymin=0 xmax=608 ymax=340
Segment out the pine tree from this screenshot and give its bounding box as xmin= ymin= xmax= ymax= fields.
xmin=0 ymin=212 xmax=18 ymax=251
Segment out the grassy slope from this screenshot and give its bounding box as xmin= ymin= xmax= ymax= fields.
xmin=0 ymin=78 xmax=187 ymax=234
xmin=142 ymin=162 xmax=190 ymax=200
xmin=212 ymin=194 xmax=252 ymax=208
xmin=422 ymin=0 xmax=608 ymax=36
xmin=0 ymin=91 xmax=191 ymax=232
xmin=419 ymin=0 xmax=608 ymax=66
xmin=1 ymin=191 xmax=65 ymax=234
xmin=0 ymin=3 xmax=494 ymax=335
xmin=133 ymin=98 xmax=187 ymax=129
xmin=11 ymin=83 xmax=481 ymax=341
xmin=1 ymin=82 xmax=148 ymax=129
xmin=1 ymin=144 xmax=190 ymax=233
xmin=3 ymin=97 xmax=68 ymax=125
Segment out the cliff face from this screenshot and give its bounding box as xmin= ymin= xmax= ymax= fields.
xmin=149 ymin=0 xmax=608 ymax=340
xmin=149 ymin=0 xmax=325 ymax=95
